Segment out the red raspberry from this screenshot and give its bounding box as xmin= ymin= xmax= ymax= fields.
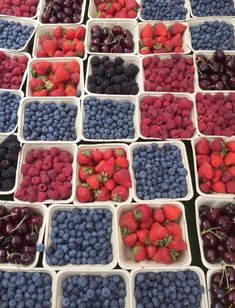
xmin=48 ymin=170 xmax=57 ymax=180
xmin=38 ymin=183 xmax=47 ymax=192
xmin=222 ymin=128 xmax=233 ymax=137
xmin=28 ymin=190 xmax=37 ymax=203
xmin=198 ymin=121 xmax=207 ymax=132
xmin=203 ymin=127 xmax=213 ymax=135
xmin=213 ymin=126 xmax=222 ymax=135
xmin=180 ymin=130 xmax=193 ymax=138
xmin=34 ymin=160 xmax=43 ymax=171
xmin=166 ymin=119 xmax=176 ymax=130
xmin=51 ymin=181 xmax=61 ymax=190
xmin=54 ymin=163 xmax=64 ymax=173
xmin=32 ymin=149 xmax=42 ymax=158
xmin=28 ymin=167 xmax=39 ymax=177
xmin=15 ymin=188 xmax=25 ymax=200
xmin=196 ymin=93 xmax=204 ymax=101
xmin=31 ymin=177 xmax=41 ymax=185
xmin=25 ymin=151 xmax=34 ymax=164
xmin=62 ymin=166 xmax=72 ymax=176
xmin=56 ymin=174 xmax=66 ymax=182
xmin=38 ymin=192 xmax=47 ymax=202
xmin=59 ymin=151 xmax=73 ymax=163
xmin=47 ymin=190 xmax=60 ymax=200
xmin=49 ymin=147 xmax=59 ymax=157
xmin=21 ymin=164 xmax=31 ymax=175
xmin=170 ymin=129 xmax=180 ymax=138
xmin=58 ymin=185 xmax=69 ymax=199
xmin=53 ymin=157 xmax=60 ymax=164
xmin=149 ymin=125 xmax=161 ymax=138
xmin=64 ymin=182 xmax=72 ymax=189
xmin=42 ymin=161 xmax=52 ymax=171
xmin=41 ymin=174 xmax=50 ymax=184
xmin=20 ymin=178 xmax=29 ymax=188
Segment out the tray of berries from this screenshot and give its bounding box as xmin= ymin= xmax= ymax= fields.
xmin=189 ymin=0 xmax=235 ymax=18
xmin=192 ymin=137 xmax=235 ymax=196
xmin=195 ymin=92 xmax=235 ymax=138
xmin=207 ymin=266 xmax=235 ymax=307
xmin=194 ymin=49 xmax=235 ymax=92
xmin=131 ymin=266 xmax=208 ymax=308
xmin=43 ymin=203 xmax=118 ymax=270
xmin=117 ymin=203 xmax=191 ymax=269
xmin=86 ymin=20 xmax=138 ymax=55
xmin=75 ymin=144 xmax=133 ymax=205
xmin=81 ymin=95 xmax=138 ymax=142
xmin=130 ymin=141 xmax=194 ymax=202
xmin=17 ymin=97 xmax=81 ymax=144
xmin=14 ymin=143 xmax=77 ymax=204
xmin=54 ymin=268 xmax=131 ymax=308
xmin=0 ymin=268 xmax=56 ymax=308
xmin=0 ymin=50 xmax=30 ymax=91
xmin=137 ymin=92 xmax=198 ymax=140
xmin=0 ymin=201 xmax=46 ymax=270
xmin=196 ymin=196 xmax=235 ymax=269
xmin=0 ymin=0 xmax=42 ymax=19
xmin=26 ymin=58 xmax=83 ymax=97
xmin=138 ymin=21 xmax=191 ymax=55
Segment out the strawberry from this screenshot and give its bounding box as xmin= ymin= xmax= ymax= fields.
xmin=123 ymin=233 xmax=137 ymax=247
xmin=195 ymin=138 xmax=210 ymax=155
xmin=94 ymin=187 xmax=110 ymax=201
xmin=196 ymin=154 xmax=210 ymax=167
xmin=53 ymin=65 xmax=70 ymax=83
xmin=142 ymin=38 xmax=155 ymax=48
xmin=99 ymin=157 xmax=116 ymax=178
xmin=32 ymin=62 xmax=51 ymax=76
xmin=226 ymin=141 xmax=235 ymax=152
xmin=133 ymin=204 xmax=152 ymax=222
xmin=79 ymin=166 xmax=94 ymax=181
xmin=133 ymin=244 xmax=146 ymax=261
xmin=70 ymin=72 xmax=80 ymax=84
xmin=152 ymin=208 xmax=166 ymax=223
xmin=113 ymin=169 xmax=131 ymax=188
xmin=115 ymin=156 xmax=129 ymax=169
xmin=111 ymin=185 xmax=129 ymax=202
xmin=174 ymin=47 xmax=184 ymax=53
xmin=66 ymin=60 xmax=80 ymax=73
xmin=42 ymin=39 xmax=58 ymax=57
xmin=212 ymin=181 xmax=225 ymax=193
xmin=39 ymin=34 xmax=51 ymax=45
xmin=104 ymin=179 xmax=116 ymax=191
xmin=36 ymin=49 xmax=48 ymax=57
xmin=149 ymin=222 xmax=169 ymax=243
xmin=103 ymin=148 xmax=113 ymax=160
xmin=95 ymin=160 xmax=106 ymax=173
xmin=65 ymin=84 xmax=77 ymax=96
xmin=78 ymin=150 xmax=92 ymax=165
xmin=146 ymin=244 xmax=157 ymax=259
xmin=168 ymin=236 xmax=187 ymax=251
xmin=170 ymin=23 xmax=187 ymax=35
xmin=229 ymin=166 xmax=235 ymax=177
xmin=119 ymin=211 xmax=138 ymax=233
xmin=156 ymin=36 xmax=167 ymax=44
xmin=113 ymin=148 xmax=126 ymax=158
xmin=75 ymin=26 xmax=85 ymax=40
xmin=127 ymin=9 xmax=137 ymax=18
xmin=165 ymin=222 xmax=182 ymax=238
xmin=86 ymin=174 xmax=101 ymax=189
xmin=212 ymin=169 xmax=223 ymax=183
xmin=153 ymin=247 xmax=173 ymax=264
xmin=136 ymin=229 xmax=150 ymax=245
xmin=52 ymin=26 xmax=63 ymax=39
xmin=139 ymin=47 xmax=151 ymax=55
xmin=211 ymin=152 xmax=223 ymax=167
xmin=65 ymin=28 xmax=75 ymax=40
xmin=75 ymin=41 xmax=85 ymax=56
xmin=171 ymin=34 xmax=182 ymax=47
xmin=126 ymin=0 xmax=138 ymax=10
xmin=140 ymin=24 xmax=153 ymax=39
xmin=162 ymin=204 xmax=182 ymax=221
xmin=225 ymin=181 xmax=235 ymax=193
xmin=153 ymin=23 xmax=167 ymax=37
xmin=210 ymin=138 xmax=225 ymax=152
xmin=62 ymin=40 xmax=75 ymax=53
xmin=91 ymin=149 xmax=103 ymax=164
xmin=65 ymin=51 xmax=76 ymax=57
xmin=139 ymin=217 xmax=153 ymax=229
xmin=164 ymin=40 xmax=174 ymax=52
xmin=76 ymin=185 xmax=92 ymax=203
xmin=198 ymin=162 xmax=214 ymax=181
xmin=49 ymin=88 xmax=65 ymax=96
xmin=200 ymin=181 xmax=212 ymax=193
xmin=29 ymin=77 xmax=44 ymax=91
xmin=224 ymin=152 xmax=235 ymax=166
xmin=51 ymin=62 xmax=64 ymax=73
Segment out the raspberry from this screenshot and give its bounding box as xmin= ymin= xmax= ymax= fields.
xmin=58 ymin=185 xmax=69 ymax=199
xmin=64 ymin=182 xmax=72 ymax=189
xmin=28 ymin=167 xmax=39 ymax=177
xmin=170 ymin=129 xmax=180 ymax=138
xmin=180 ymin=130 xmax=193 ymax=138
xmin=34 ymin=160 xmax=43 ymax=171
xmin=48 ymin=170 xmax=57 ymax=180
xmin=25 ymin=151 xmax=34 ymax=164
xmin=28 ymin=190 xmax=37 ymax=203
xmin=166 ymin=119 xmax=176 ymax=130
xmin=213 ymin=126 xmax=222 ymax=135
xmin=222 ymin=128 xmax=233 ymax=137
xmin=15 ymin=188 xmax=25 ymax=200
xmin=38 ymin=183 xmax=47 ymax=192
xmin=47 ymin=189 xmax=60 ymax=200
xmin=38 ymin=191 xmax=47 ymax=202
xmin=149 ymin=125 xmax=161 ymax=138
xmin=50 ymin=181 xmax=61 ymax=190
xmin=59 ymin=151 xmax=72 ymax=163
xmin=50 ymin=147 xmax=59 ymax=157
xmin=21 ymin=164 xmax=31 ymax=175
xmin=42 ymin=150 xmax=50 ymax=157
xmin=20 ymin=178 xmax=29 ymax=188
xmin=42 ymin=161 xmax=52 ymax=171
xmin=53 ymin=157 xmax=60 ymax=164
xmin=31 ymin=177 xmax=41 ymax=185
xmin=198 ymin=121 xmax=207 ymax=132
xmin=32 ymin=149 xmax=42 ymax=158
xmin=54 ymin=163 xmax=64 ymax=173
xmin=41 ymin=174 xmax=50 ymax=184
xmin=56 ymin=174 xmax=66 ymax=182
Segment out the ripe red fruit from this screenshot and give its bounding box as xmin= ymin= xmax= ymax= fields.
xmin=77 ymin=150 xmax=91 ymax=165
xmin=103 ymin=148 xmax=113 ymax=160
xmin=210 ymin=152 xmax=223 ymax=168
xmin=76 ymin=185 xmax=92 ymax=203
xmin=162 ymin=204 xmax=182 ymax=221
xmin=152 ymin=208 xmax=166 ymax=223
xmin=149 ymin=223 xmax=169 ymax=243
xmin=198 ymin=162 xmax=214 ymax=181
xmin=153 ymin=247 xmax=173 ymax=264
xmin=195 ymin=138 xmax=210 ymax=155
xmin=104 ymin=179 xmax=116 ymax=191
xmin=133 ymin=244 xmax=146 ymax=261
xmin=113 ymin=148 xmax=126 ymax=158
xmin=79 ymin=166 xmax=94 ymax=182
xmin=123 ymin=233 xmax=137 ymax=247
xmin=113 ymin=169 xmax=131 ymax=188
xmin=94 ymin=187 xmax=110 ymax=201
xmin=86 ymin=174 xmax=101 ymax=190
xmin=133 ymin=204 xmax=152 ymax=223
xmin=115 ymin=156 xmax=129 ymax=169
xmin=225 ymin=181 xmax=235 ymax=193
xmin=139 ymin=217 xmax=153 ymax=230
xmin=212 ymin=181 xmax=226 ymax=193
xmin=91 ymin=149 xmax=103 ymax=164
xmin=168 ymin=236 xmax=187 ymax=251
xmin=136 ymin=229 xmax=150 ymax=245
xmin=119 ymin=211 xmax=138 ymax=233
xmin=146 ymin=244 xmax=157 ymax=259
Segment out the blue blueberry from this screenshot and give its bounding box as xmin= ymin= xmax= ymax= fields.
xmin=191 ymin=0 xmax=235 ymax=16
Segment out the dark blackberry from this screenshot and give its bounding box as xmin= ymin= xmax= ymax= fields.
xmin=111 ymin=75 xmax=122 ymax=85
xmin=88 ymin=82 xmax=97 ymax=93
xmin=2 ymin=166 xmax=16 ymax=179
xmin=105 ymin=67 xmax=115 ymax=78
xmin=121 ymin=82 xmax=131 ymax=94
xmin=90 ymin=56 xmax=101 ymax=67
xmin=6 ymin=142 xmax=21 ymax=152
xmin=104 ymin=86 xmax=114 ymax=94
xmin=114 ymin=57 xmax=124 ymax=66
xmin=97 ymin=65 xmax=106 ymax=76
xmin=88 ymin=76 xmax=95 ymax=84
xmin=0 ymin=160 xmax=10 ymax=169
xmin=103 ymin=60 xmax=114 ymax=68
xmin=113 ymin=84 xmax=121 ymax=94
xmin=92 ymin=67 xmax=98 ymax=75
xmin=124 ymin=64 xmax=140 ymax=78
xmin=1 ymin=179 xmax=15 ymax=191
xmin=95 ymin=86 xmax=104 ymax=94
xmin=130 ymin=84 xmax=139 ymax=95
xmin=0 ymin=145 xmax=6 ymax=159
xmin=115 ymin=65 xmax=124 ymax=75
xmin=95 ymin=76 xmax=104 ymax=85
xmin=101 ymin=80 xmax=110 ymax=88
xmin=5 ymin=152 xmax=18 ymax=162
xmin=3 ymin=135 xmax=18 ymax=143
xmin=100 ymin=56 xmax=110 ymax=64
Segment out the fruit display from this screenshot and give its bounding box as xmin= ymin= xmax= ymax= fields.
xmin=40 ymin=0 xmax=85 ymax=23
xmin=209 ymin=267 xmax=235 ymax=307
xmin=28 ymin=60 xmax=81 ymax=97
xmin=196 ymin=92 xmax=235 ymax=137
xmin=198 ymin=201 xmax=235 ymax=264
xmin=190 ymin=0 xmax=235 ymax=16
xmin=15 ymin=146 xmax=75 ymax=203
xmin=91 ymin=0 xmax=140 ymax=18
xmin=143 ymin=54 xmax=195 ymax=92
xmin=76 ymin=146 xmax=132 ymax=203
xmin=0 ymin=0 xmax=40 ymax=17
xmin=119 ymin=204 xmax=188 ymax=264
xmin=139 ymin=94 xmax=196 ymax=139
xmin=89 ymin=24 xmax=135 ymax=53
xmin=35 ymin=26 xmax=85 ymax=58
xmin=0 ymin=204 xmax=43 ymax=265
xmin=194 ymin=138 xmax=235 ymax=194
xmin=196 ymin=49 xmax=235 ymax=91
xmin=0 ymin=51 xmax=29 ymax=90
xmin=139 ymin=22 xmax=187 ymax=54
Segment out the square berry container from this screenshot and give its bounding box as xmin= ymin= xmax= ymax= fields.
xmin=137 ymin=92 xmax=198 ymax=140
xmin=117 ymin=202 xmax=191 ymax=270
xmin=85 ymin=54 xmax=143 ymax=95
xmin=74 ymin=143 xmax=133 ymax=205
xmin=130 ymin=266 xmax=209 ymax=308
xmin=86 ymin=19 xmax=138 ymax=55
xmin=81 ymin=95 xmax=139 ymax=143
xmin=43 ymin=203 xmax=118 ymax=270
xmin=130 ymin=141 xmax=194 ymax=203
xmin=137 ymin=21 xmax=191 ymax=56
xmin=0 ymin=0 xmax=43 ymax=19
xmin=195 ymin=196 xmax=235 ymax=270
xmin=0 ymin=16 xmax=38 ymax=52
xmin=17 ymin=97 xmax=81 ymax=144
xmin=26 ymin=57 xmax=84 ymax=97
xmin=191 ymin=137 xmax=235 ymax=197
xmin=0 ymin=89 xmax=24 ymax=137
xmin=54 ymin=269 xmax=131 ymax=308
xmin=188 ymin=17 xmax=235 ymax=53
xmin=14 ymin=143 xmax=77 ymax=204
xmin=0 ymin=201 xmax=47 ymax=270
xmin=0 ymin=50 xmax=31 ymax=91
xmin=32 ymin=24 xmax=87 ymax=61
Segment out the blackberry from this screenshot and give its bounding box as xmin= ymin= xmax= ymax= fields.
xmin=111 ymin=75 xmax=123 ymax=85
xmin=0 ymin=160 xmax=10 ymax=169
xmin=124 ymin=64 xmax=140 ymax=77
xmin=100 ymin=56 xmax=110 ymax=64
xmin=95 ymin=76 xmax=104 ymax=85
xmin=101 ymin=80 xmax=110 ymax=88
xmin=5 ymin=152 xmax=18 ymax=162
xmin=114 ymin=57 xmax=124 ymax=66
xmin=1 ymin=179 xmax=15 ymax=191
xmin=95 ymin=86 xmax=104 ymax=94
xmin=105 ymin=67 xmax=115 ymax=78
xmin=130 ymin=84 xmax=139 ymax=95
xmin=88 ymin=82 xmax=97 ymax=93
xmin=113 ymin=84 xmax=121 ymax=94
xmin=104 ymin=60 xmax=113 ymax=68
xmin=6 ymin=142 xmax=21 ymax=152
xmin=96 ymin=65 xmax=106 ymax=76
xmin=115 ymin=65 xmax=124 ymax=75
xmin=104 ymin=86 xmax=114 ymax=94
xmin=2 ymin=166 xmax=16 ymax=179
xmin=92 ymin=67 xmax=98 ymax=75
xmin=90 ymin=56 xmax=101 ymax=67
xmin=0 ymin=145 xmax=6 ymax=159
xmin=121 ymin=82 xmax=131 ymax=94
xmin=88 ymin=76 xmax=95 ymax=84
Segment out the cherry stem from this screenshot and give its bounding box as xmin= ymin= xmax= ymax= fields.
xmin=0 ymin=213 xmax=17 ymax=220
xmin=201 ymin=227 xmax=226 ymax=241
xmin=11 ymin=216 xmax=26 ymax=233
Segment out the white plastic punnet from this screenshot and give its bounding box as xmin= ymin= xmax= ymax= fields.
xmin=43 ymin=203 xmax=118 ymax=270
xmin=117 ymin=202 xmax=191 ymax=269
xmin=0 ymin=0 xmax=43 ymax=19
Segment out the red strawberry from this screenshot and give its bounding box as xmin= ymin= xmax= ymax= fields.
xmin=221 ymin=170 xmax=232 ymax=183
xmin=76 ymin=185 xmax=92 ymax=203
xmin=133 ymin=244 xmax=146 ymax=261
xmin=210 ymin=138 xmax=225 ymax=152
xmin=115 ymin=156 xmax=129 ymax=169
xmin=95 ymin=160 xmax=105 ymax=173
xmin=139 ymin=47 xmax=151 ymax=55
xmin=196 ymin=154 xmax=210 ymax=167
xmin=211 ymin=152 xmax=223 ymax=167
xmin=78 ymin=150 xmax=91 ymax=165
xmin=133 ymin=204 xmax=152 ymax=222
xmin=113 ymin=169 xmax=131 ymax=188
xmin=174 ymin=47 xmax=184 ymax=53
xmin=165 ymin=222 xmax=182 ymax=238
xmin=70 ymin=72 xmax=80 ymax=84
xmin=142 ymin=38 xmax=155 ymax=48
xmin=146 ymin=244 xmax=157 ymax=259
xmin=153 ymin=247 xmax=173 ymax=264
xmin=139 ymin=217 xmax=153 ymax=229
xmin=66 ymin=60 xmax=80 ymax=73
xmin=52 ymin=26 xmax=63 ymax=39
xmin=75 ymin=26 xmax=85 ymax=39
xmin=226 ymin=141 xmax=235 ymax=152
xmin=39 ymin=34 xmax=51 ymax=45
xmin=195 ymin=138 xmax=210 ymax=155
xmin=49 ymin=88 xmax=65 ymax=96
xmin=99 ymin=157 xmax=116 ymax=178
xmin=33 ymin=89 xmax=47 ymax=96
xmin=42 ymin=39 xmax=58 ymax=57
xmin=153 ymin=208 xmax=166 ymax=223
xmin=62 ymin=40 xmax=75 ymax=53
xmin=140 ymin=24 xmax=153 ymax=39
xmin=136 ymin=229 xmax=150 ymax=245
xmin=75 ymin=41 xmax=85 ymax=56
xmin=29 ymin=77 xmax=44 ymax=91
xmin=123 ymin=233 xmax=137 ymax=247
xmin=53 ymin=65 xmax=70 ymax=83
xmin=225 ymin=181 xmax=235 ymax=193
xmin=153 ymin=23 xmax=167 ymax=37
xmin=32 ymin=62 xmax=51 ymax=76
xmin=113 ymin=148 xmax=126 ymax=158
xmin=224 ymin=152 xmax=235 ymax=166
xmin=212 ymin=169 xmax=223 ymax=183
xmin=65 ymin=28 xmax=75 ymax=40
xmin=104 ymin=179 xmax=116 ymax=191
xmin=86 ymin=174 xmax=101 ymax=189
xmin=119 ymin=211 xmax=138 ymax=233
xmin=229 ymin=166 xmax=235 ymax=177
xmin=91 ymin=149 xmax=103 ymax=164
xmin=170 ymin=23 xmax=187 ymax=35
xmin=198 ymin=162 xmax=214 ymax=181
xmin=212 ymin=181 xmax=225 ymax=193
xmin=111 ymin=185 xmax=129 ymax=202
xmin=164 ymin=40 xmax=174 ymax=52
xmin=200 ymin=181 xmax=212 ymax=193
xmin=149 ymin=222 xmax=169 ymax=243
xmin=79 ymin=166 xmax=94 ymax=181
xmin=94 ymin=187 xmax=110 ymax=201
xmin=36 ymin=49 xmax=48 ymax=57
xmin=65 ymin=85 xmax=77 ymax=96
xmin=168 ymin=236 xmax=187 ymax=251
xmin=171 ymin=34 xmax=182 ymax=47
xmin=103 ymin=148 xmax=113 ymax=160
xmin=162 ymin=204 xmax=182 ymax=221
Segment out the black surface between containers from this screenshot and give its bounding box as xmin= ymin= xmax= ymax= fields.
xmin=0 ymin=0 xmax=207 ymax=274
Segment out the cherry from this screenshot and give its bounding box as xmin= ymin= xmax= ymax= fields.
xmin=23 ymin=246 xmax=36 ymax=254
xmin=207 ymin=208 xmax=222 ymax=222
xmin=216 ymin=216 xmax=231 ymax=232
xmin=225 ymin=289 xmax=235 ymax=304
xmin=199 ymin=205 xmax=210 ymax=218
xmin=0 ymin=206 xmax=7 ymax=217
xmin=211 ymin=272 xmax=224 ymax=286
xmin=20 ymin=252 xmax=34 ymax=265
xmin=226 ymin=266 xmax=235 ymax=285
xmin=225 ymin=237 xmax=235 ymax=252
xmin=201 ymin=232 xmax=218 ymax=247
xmin=223 ymin=252 xmax=235 ymax=264
xmin=0 ymin=249 xmax=7 ymax=262
xmin=200 ymin=218 xmax=212 ymax=230
xmin=20 ymin=207 xmax=33 ymax=219
xmin=5 ymin=223 xmax=14 ymax=235
xmin=25 ymin=233 xmax=39 ymax=245
xmin=112 ymin=25 xmax=123 ymax=36
xmin=223 ymin=204 xmax=235 ymax=216
xmin=11 ymin=235 xmax=22 ymax=248
xmin=211 ymin=284 xmax=225 ymax=301
xmin=204 ymin=248 xmax=219 ymax=263
xmin=211 ymin=302 xmax=224 ymax=308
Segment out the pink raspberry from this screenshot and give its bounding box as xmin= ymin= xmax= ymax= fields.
xmin=198 ymin=121 xmax=207 ymax=132
xmin=54 ymin=163 xmax=64 ymax=173
xmin=25 ymin=151 xmax=34 ymax=164
xmin=175 ymin=115 xmax=182 ymax=127
xmin=31 ymin=177 xmax=41 ymax=185
xmin=48 ymin=169 xmax=58 ymax=180
xmin=140 ymin=102 xmax=148 ymax=111
xmin=169 ymin=129 xmax=180 ymax=138
xmin=222 ymin=128 xmax=233 ymax=137
xmin=141 ymin=127 xmax=149 ymax=137
xmin=28 ymin=167 xmax=39 ymax=177
xmin=143 ymin=57 xmax=151 ymax=68
xmin=32 ymin=149 xmax=42 ymax=158
xmin=180 ymin=130 xmax=193 ymax=138
xmin=155 ymin=115 xmax=164 ymax=125
xmin=51 ymin=181 xmax=61 ymax=190
xmin=58 ymin=185 xmax=69 ymax=199
xmin=20 ymin=178 xmax=29 ymax=188
xmin=181 ymin=109 xmax=191 ymax=117
xmin=149 ymin=74 xmax=155 ymax=82
xmin=59 ymin=151 xmax=73 ymax=163
xmin=42 ymin=161 xmax=52 ymax=171
xmin=38 ymin=192 xmax=47 ymax=202
xmin=149 ymin=125 xmax=161 ymax=138
xmin=203 ymin=127 xmax=213 ymax=135
xmin=228 ymin=93 xmax=235 ymax=101
xmin=21 ymin=164 xmax=31 ymax=175
xmin=28 ymin=190 xmax=37 ymax=203
xmin=15 ymin=188 xmax=25 ymax=200
xmin=49 ymin=147 xmax=59 ymax=157
xmin=143 ymin=96 xmax=154 ymax=105
xmin=166 ymin=119 xmax=176 ymax=130
xmin=41 ymin=174 xmax=50 ymax=184
xmin=56 ymin=174 xmax=66 ymax=182
xmin=188 ymin=126 xmax=196 ymax=134
xmin=178 ymin=98 xmax=193 ymax=109
xmin=34 ymin=160 xmax=43 ymax=171
xmin=47 ymin=190 xmax=60 ymax=200
xmin=64 ymin=182 xmax=72 ymax=189
xmin=142 ymin=118 xmax=152 ymax=125
xmin=196 ymin=93 xmax=204 ymax=101
xmin=213 ymin=126 xmax=222 ymax=135
xmin=146 ymin=84 xmax=156 ymax=91
xmin=38 ymin=183 xmax=47 ymax=192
